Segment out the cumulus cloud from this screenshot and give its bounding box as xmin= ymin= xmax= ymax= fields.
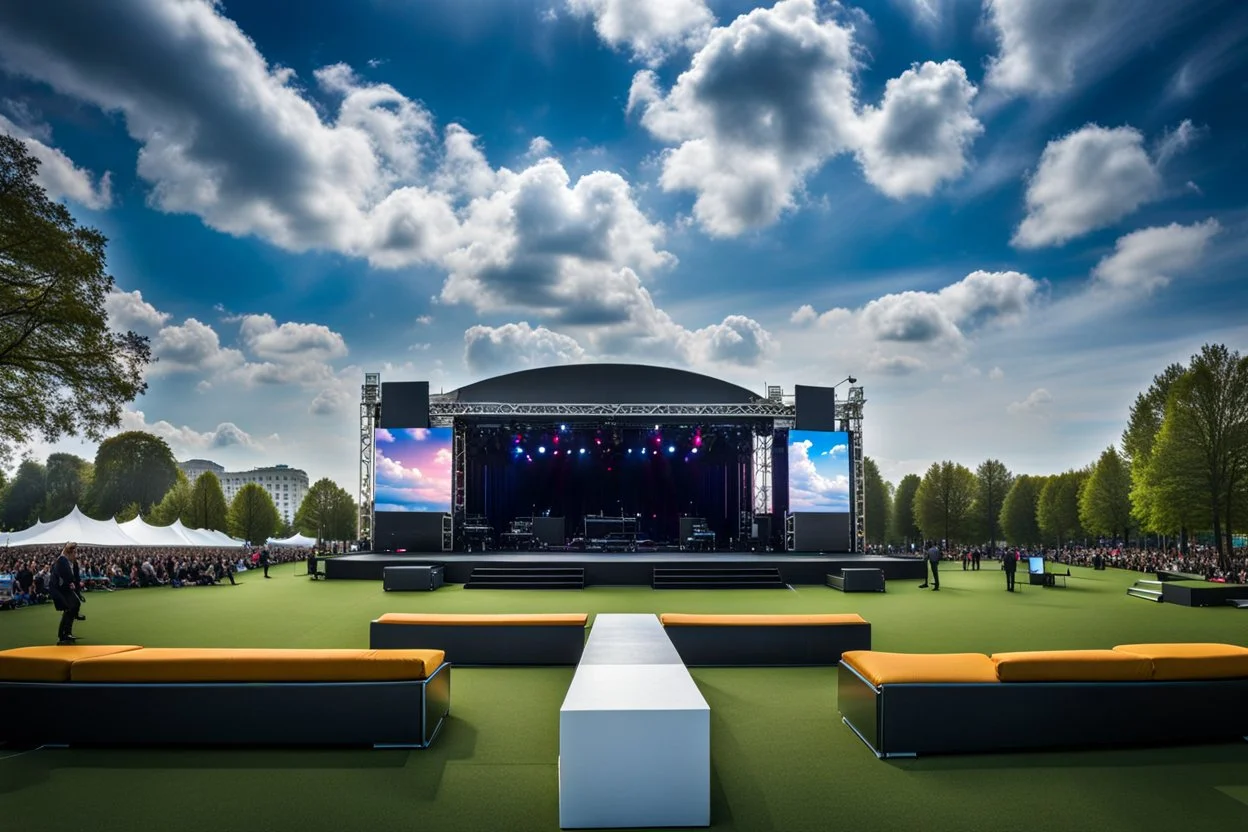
xmin=1154 ymin=119 xmax=1203 ymax=167
xmin=1007 ymin=388 xmax=1052 ymax=416
xmin=104 ymin=289 xmax=170 ymax=331
xmin=566 ymin=0 xmax=714 ymax=65
xmin=1091 ymin=219 xmax=1221 ymax=293
xmin=0 ymin=1 xmax=460 ymax=266
xmin=0 ymin=112 xmax=112 ymax=209
xmin=1013 ymin=124 xmax=1161 ymax=249
xmin=151 ymin=318 xmax=245 ymax=375
xmin=119 ymin=409 xmax=262 ymax=451
xmin=989 ymin=366 xmax=1004 ymax=381
xmin=791 ymin=304 xmax=819 ymax=327
xmin=239 ymin=314 xmax=348 ymax=363
xmin=984 ymin=0 xmax=1124 ymax=96
xmin=464 ymin=322 xmax=588 ymax=374
xmin=853 ymin=61 xmax=983 ymax=198
xmin=309 ymin=385 xmax=354 ymax=416
xmin=630 ymin=0 xmax=981 ymax=235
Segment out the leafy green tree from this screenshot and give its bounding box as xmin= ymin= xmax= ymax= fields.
xmin=1079 ymin=446 xmax=1132 ymax=542
xmin=188 ymin=471 xmax=229 ymax=531
xmin=890 ymin=474 xmax=922 ymax=547
xmin=0 ymin=135 xmax=151 ymax=464
xmin=1145 ymin=345 xmax=1248 ymax=565
xmin=1123 ymin=363 xmax=1186 ymax=542
xmin=1 ymin=458 xmax=45 ymax=529
xmin=115 ymin=501 xmax=141 ymax=523
xmin=1037 ymin=470 xmax=1087 ymax=548
xmin=973 ymin=459 xmax=1013 ymax=553
xmin=229 ymin=483 xmax=280 ymax=545
xmin=148 ymin=470 xmax=194 ymax=526
xmin=914 ymin=461 xmax=977 ymax=546
xmin=862 ymin=457 xmax=890 ymax=546
xmin=1000 ymin=474 xmax=1044 ymax=547
xmin=43 ymin=452 xmax=93 ymax=519
xmin=85 ymin=431 xmax=178 ymax=518
xmin=295 ymin=478 xmax=357 ymax=543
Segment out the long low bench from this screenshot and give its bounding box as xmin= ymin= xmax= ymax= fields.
xmin=0 ymin=645 xmax=450 ymax=748
xmin=839 ymin=642 xmax=1248 ymax=757
xmin=370 ymin=613 xmax=588 ymax=665
xmin=660 ymin=613 xmax=870 ymax=666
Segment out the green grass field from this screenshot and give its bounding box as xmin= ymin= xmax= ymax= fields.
xmin=2 ymin=563 xmax=1247 ymax=832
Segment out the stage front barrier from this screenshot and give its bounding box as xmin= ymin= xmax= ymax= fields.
xmin=559 ymin=614 xmax=710 ymax=829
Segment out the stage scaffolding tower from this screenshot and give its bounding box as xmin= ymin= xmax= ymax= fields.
xmin=358 ymin=373 xmax=380 ymax=547
xmin=837 ymin=385 xmax=866 ymax=554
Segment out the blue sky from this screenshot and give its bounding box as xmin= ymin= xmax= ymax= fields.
xmin=1 ymin=0 xmax=1245 ymax=495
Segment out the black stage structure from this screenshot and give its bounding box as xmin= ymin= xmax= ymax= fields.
xmin=353 ymin=365 xmax=876 ymax=586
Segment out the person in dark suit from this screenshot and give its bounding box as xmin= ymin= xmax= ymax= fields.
xmin=49 ymin=542 xmax=83 ymax=644
xmin=919 ymin=544 xmax=941 ymax=590
xmin=260 ymin=546 xmax=271 ymax=578
xmin=1003 ymin=548 xmax=1018 ymax=592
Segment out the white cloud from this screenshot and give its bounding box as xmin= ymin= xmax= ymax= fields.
xmin=104 ymin=289 xmax=170 ymax=331
xmin=984 ymin=0 xmax=1124 ymax=96
xmin=0 ymin=112 xmax=112 ymax=209
xmin=791 ymin=304 xmax=818 ymax=326
xmin=1007 ymin=388 xmax=1052 ymax=416
xmin=867 ymin=354 xmax=926 ymax=376
xmin=688 ymin=315 xmax=775 ymax=366
xmin=1091 ymin=219 xmax=1221 ymax=293
xmin=309 ymin=385 xmax=354 ymax=417
xmin=787 ymin=438 xmax=850 ymax=511
xmin=151 ymin=318 xmax=244 ymax=376
xmin=526 ymin=136 xmax=554 ymax=159
xmin=1013 ymin=124 xmax=1161 ymax=249
xmin=238 ymin=314 xmax=348 ymax=363
xmin=415 ymin=315 xmax=433 ymax=325
xmin=464 ymin=322 xmax=588 ymax=374
xmin=1154 ymin=119 xmax=1202 ymax=167
xmin=988 ymin=366 xmax=1004 ymax=381
xmin=566 ymin=0 xmax=714 ymax=65
xmin=853 ymin=60 xmax=983 ymax=198
xmin=631 ymin=0 xmax=980 ymax=236
xmin=119 ymin=409 xmax=263 ymax=452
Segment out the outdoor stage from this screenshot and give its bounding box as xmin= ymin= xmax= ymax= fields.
xmin=324 ymin=551 xmax=926 ymax=586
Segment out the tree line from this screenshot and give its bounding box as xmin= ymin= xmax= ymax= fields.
xmin=0 ymin=431 xmax=357 ymax=545
xmin=864 ymin=344 xmax=1248 ymax=569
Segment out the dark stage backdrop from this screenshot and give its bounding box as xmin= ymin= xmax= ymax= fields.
xmin=374 ymin=511 xmax=446 ymax=552
xmin=465 ymin=429 xmax=749 ymax=544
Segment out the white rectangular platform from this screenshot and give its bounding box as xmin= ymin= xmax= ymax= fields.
xmin=559 ymin=614 xmax=710 ymax=829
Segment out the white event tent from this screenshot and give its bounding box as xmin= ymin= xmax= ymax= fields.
xmin=3 ymin=507 xmax=246 ymax=549
xmin=266 ymin=533 xmax=317 ymax=548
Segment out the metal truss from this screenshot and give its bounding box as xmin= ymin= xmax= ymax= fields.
xmin=428 ymin=400 xmax=794 ymax=426
xmin=837 ymin=386 xmax=866 ymax=554
xmin=453 ymin=422 xmax=467 ymax=517
xmin=358 ymin=373 xmax=380 ymax=546
xmin=738 ymin=449 xmax=753 ymax=544
xmin=752 ymin=430 xmax=773 ymax=518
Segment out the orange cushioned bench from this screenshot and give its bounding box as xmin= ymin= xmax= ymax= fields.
xmin=659 ymin=613 xmax=870 ymax=666
xmin=0 ymin=646 xmax=450 ymax=749
xmin=838 ymin=644 xmax=1248 ymax=758
xmin=370 ymin=612 xmax=588 ymax=665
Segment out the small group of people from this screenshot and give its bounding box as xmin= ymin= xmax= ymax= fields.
xmin=918 ymin=544 xmax=1022 ymax=592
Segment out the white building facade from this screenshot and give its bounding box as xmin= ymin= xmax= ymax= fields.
xmin=178 ymin=463 xmax=310 ymax=526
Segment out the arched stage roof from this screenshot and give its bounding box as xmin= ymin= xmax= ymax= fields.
xmin=445 ymin=364 xmax=761 ymax=405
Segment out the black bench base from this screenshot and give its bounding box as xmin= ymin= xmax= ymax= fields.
xmin=383 ymin=565 xmax=445 ymax=591
xmin=665 ymin=623 xmax=871 ymax=666
xmin=838 ymin=663 xmax=1248 ymax=757
xmin=370 ymin=622 xmax=585 ymax=665
xmin=0 ymin=663 xmax=450 ymax=748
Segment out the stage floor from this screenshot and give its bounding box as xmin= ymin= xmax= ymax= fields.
xmin=324 ymin=551 xmax=926 ymax=585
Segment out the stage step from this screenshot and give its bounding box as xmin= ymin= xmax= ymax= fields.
xmin=464 ymin=566 xmax=584 ymax=590
xmin=1127 ymin=580 xmax=1164 ymax=602
xmin=652 ymin=566 xmax=786 ymax=590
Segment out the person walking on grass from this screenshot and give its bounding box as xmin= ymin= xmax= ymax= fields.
xmin=919 ymin=543 xmax=941 ymax=591
xmin=49 ymin=542 xmax=84 ymax=644
xmin=260 ymin=546 xmax=271 ymax=578
xmin=1003 ymin=548 xmax=1018 ymax=592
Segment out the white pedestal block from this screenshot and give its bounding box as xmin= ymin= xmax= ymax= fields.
xmin=559 ymin=616 xmax=710 ymax=829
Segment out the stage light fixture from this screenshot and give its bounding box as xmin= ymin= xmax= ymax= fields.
xmin=538 ymin=446 xmax=546 ymax=454
xmin=560 ymin=424 xmax=568 ymax=432
xmin=692 ymin=447 xmax=698 ymax=454
xmin=667 ymin=445 xmax=675 ymax=453
xmin=579 ymin=448 xmax=586 ymax=455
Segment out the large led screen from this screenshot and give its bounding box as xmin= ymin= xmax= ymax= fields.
xmin=375 ymin=427 xmax=453 ymax=513
xmin=787 ymin=430 xmax=850 ymax=512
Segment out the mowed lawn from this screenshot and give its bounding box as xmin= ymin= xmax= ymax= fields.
xmin=2 ymin=562 xmax=1247 ymax=832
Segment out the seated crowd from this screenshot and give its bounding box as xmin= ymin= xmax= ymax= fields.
xmin=0 ymin=545 xmax=310 ymax=610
